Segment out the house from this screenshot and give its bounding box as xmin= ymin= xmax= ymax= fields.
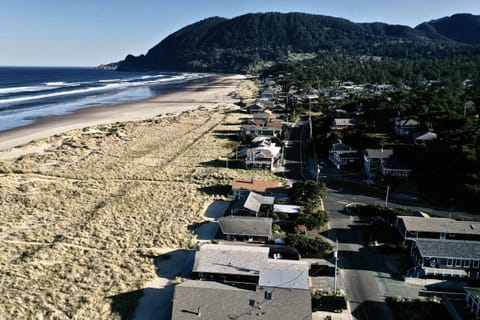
xmin=396 ymin=216 xmax=480 ymax=242
xmin=380 ymin=155 xmax=412 ymax=179
xmin=331 ymin=118 xmax=366 ymax=130
xmin=363 ymin=148 xmax=394 ymax=178
xmin=328 ymin=143 xmax=360 ymax=170
xmin=229 ymin=191 xmax=275 ymax=217
xmin=230 ymin=179 xmax=283 ymax=199
xmin=191 ymin=244 xmax=308 ymax=283
xmin=396 ymin=216 xmax=480 ymax=279
xmin=395 ymin=118 xmax=420 ymax=136
xmin=240 ymin=124 xmax=282 ymax=137
xmin=218 ymin=216 xmax=273 ymax=243
xmin=413 ymin=131 xmax=437 ymax=146
xmin=173 ymin=243 xmax=311 ymax=320
xmin=245 ymin=144 xmax=282 ymax=171
xmin=248 ymin=119 xmax=283 ymax=129
xmin=408 ymin=239 xmax=480 ymax=278
xmin=171 ymin=279 xmax=312 ymax=320
xmin=252 ymin=110 xmax=277 ymax=122
xmin=246 ymin=103 xmax=265 ymax=114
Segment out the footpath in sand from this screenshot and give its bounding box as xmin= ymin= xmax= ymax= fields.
xmin=0 ymin=77 xmax=284 ymax=319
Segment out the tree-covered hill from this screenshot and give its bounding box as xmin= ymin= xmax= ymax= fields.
xmin=416 ymin=13 xmax=480 ymax=45
xmin=112 ymin=12 xmax=479 ymax=73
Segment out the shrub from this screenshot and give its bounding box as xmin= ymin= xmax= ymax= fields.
xmin=285 ymin=234 xmax=332 ymax=258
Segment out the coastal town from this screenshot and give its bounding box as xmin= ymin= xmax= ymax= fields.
xmin=1 ymin=4 xmax=480 ymax=320
xmin=0 ymin=73 xmax=478 ymax=320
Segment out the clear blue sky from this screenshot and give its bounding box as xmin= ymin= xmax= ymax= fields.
xmin=1 ymin=0 xmax=478 ymax=67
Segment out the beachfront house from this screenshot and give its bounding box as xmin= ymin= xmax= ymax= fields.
xmin=229 ymin=178 xmax=283 ymax=199
xmin=218 ymin=216 xmax=273 ymax=243
xmin=397 ymin=216 xmax=480 ymax=279
xmin=229 ymin=191 xmax=275 ymax=217
xmin=240 ymin=124 xmax=282 ymax=137
xmin=245 ymin=143 xmax=282 ymax=171
xmin=172 ymin=244 xmax=311 ymax=320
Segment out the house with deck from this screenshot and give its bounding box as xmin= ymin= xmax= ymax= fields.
xmin=218 ymin=216 xmax=273 ymax=243
xmin=396 ymin=216 xmax=480 ymax=279
xmin=380 ymin=155 xmax=412 ymax=179
xmin=229 ymin=191 xmax=275 ymax=217
xmin=230 ymin=179 xmax=283 ymax=199
xmin=328 ymin=143 xmax=360 ymax=170
xmin=172 ymin=243 xmax=311 ymax=320
xmin=245 ymin=144 xmax=282 ymax=171
xmin=240 ymin=124 xmax=282 ymax=137
xmin=363 ymin=148 xmax=394 ymax=178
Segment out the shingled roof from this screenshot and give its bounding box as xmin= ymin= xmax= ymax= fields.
xmin=192 ymin=244 xmax=308 ymax=277
xmin=398 ymin=216 xmax=480 ymax=236
xmin=172 ymin=280 xmax=312 ymax=320
xmin=218 ymin=216 xmax=273 ymax=238
xmin=416 ymin=239 xmax=480 ymax=260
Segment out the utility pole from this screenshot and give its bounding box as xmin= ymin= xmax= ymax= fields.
xmin=334 ymin=239 xmax=338 ymax=297
xmin=309 ymin=102 xmax=312 ymax=141
xmin=385 ymin=185 xmax=390 ymax=207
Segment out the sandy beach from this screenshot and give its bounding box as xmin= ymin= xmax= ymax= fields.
xmin=0 ymin=74 xmax=281 ymax=319
xmin=0 ymin=74 xmax=244 ymax=155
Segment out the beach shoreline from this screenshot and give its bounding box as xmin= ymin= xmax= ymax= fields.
xmin=0 ymin=74 xmax=244 ymax=154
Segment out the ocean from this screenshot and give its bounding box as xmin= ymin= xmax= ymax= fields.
xmin=0 ymin=66 xmax=209 ymax=131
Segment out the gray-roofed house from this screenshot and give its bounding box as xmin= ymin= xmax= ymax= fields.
xmin=396 ymin=216 xmax=480 ymax=242
xmin=397 ymin=216 xmax=480 ymax=279
xmin=192 ymin=243 xmax=309 ymax=284
xmin=240 ymin=124 xmax=282 ymax=137
xmin=363 ymin=148 xmax=394 ymax=178
xmin=395 ymin=118 xmax=420 ymax=136
xmin=380 ymin=155 xmax=412 ymax=179
xmin=328 ymin=143 xmax=360 ymax=170
xmin=413 ymin=131 xmax=437 ymax=146
xmin=229 ymin=191 xmax=275 ymax=217
xmin=171 ymin=278 xmax=312 ymax=320
xmin=218 ymin=216 xmax=273 ymax=243
xmin=409 ymin=239 xmax=480 ymax=279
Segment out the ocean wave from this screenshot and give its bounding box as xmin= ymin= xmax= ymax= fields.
xmin=0 ymin=83 xmax=124 ymax=106
xmin=0 ymin=85 xmax=60 ymax=96
xmin=0 ymin=73 xmax=209 ymax=107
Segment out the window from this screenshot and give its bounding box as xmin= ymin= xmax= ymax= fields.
xmin=465 ymin=260 xmax=471 ymax=268
xmin=249 ymin=299 xmax=255 ymax=307
xmin=440 ymin=233 xmax=446 ymax=240
xmin=455 ymin=259 xmax=462 ymax=267
xmin=474 ymin=260 xmax=479 ymax=268
xmin=264 ymin=292 xmax=272 ymax=300
xmin=447 ymin=259 xmax=453 ymax=267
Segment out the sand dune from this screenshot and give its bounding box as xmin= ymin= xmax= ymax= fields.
xmin=0 ymin=76 xmax=282 ymax=319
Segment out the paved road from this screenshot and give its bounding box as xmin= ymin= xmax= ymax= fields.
xmin=324 ymin=189 xmax=395 ymax=320
xmin=283 ymin=118 xmax=309 ymax=182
